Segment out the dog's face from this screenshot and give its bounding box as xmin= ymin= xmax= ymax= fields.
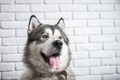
xmin=24 ymin=15 xmax=70 ymax=73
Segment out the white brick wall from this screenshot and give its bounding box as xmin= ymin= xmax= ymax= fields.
xmin=0 ymin=0 xmax=120 ymax=80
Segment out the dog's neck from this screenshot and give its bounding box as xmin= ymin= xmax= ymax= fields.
xmin=33 ymin=70 xmax=67 ymax=80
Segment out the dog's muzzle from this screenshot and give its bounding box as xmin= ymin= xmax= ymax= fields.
xmin=40 ymin=51 xmax=61 ymax=70
xmin=39 ymin=40 xmax=63 ymax=70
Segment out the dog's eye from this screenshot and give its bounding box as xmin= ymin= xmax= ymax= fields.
xmin=42 ymin=35 xmax=49 ymax=39
xmin=59 ymin=36 xmax=62 ymax=39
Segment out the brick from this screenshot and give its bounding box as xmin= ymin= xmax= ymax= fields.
xmin=74 ymin=59 xmax=90 ymax=67
xmin=45 ymin=12 xmax=72 ymax=20
xmin=16 ymin=29 xmax=27 ymax=37
xmin=0 ymin=39 xmax=1 ymax=45
xmin=0 ymin=29 xmax=15 ymax=37
xmin=15 ymin=13 xmax=44 ymax=21
xmin=91 ymin=67 xmax=101 ymax=75
xmin=15 ymin=63 xmax=26 ymax=70
xmin=92 ymin=68 xmax=101 ymax=75
xmin=76 ymin=75 xmax=102 ymax=80
xmin=90 ymin=35 xmax=115 ymax=43
xmin=115 ymin=5 xmax=120 ymax=11
xmin=101 ymin=0 xmax=120 ymax=3
xmin=0 ymin=0 xmax=14 ymax=4
xmin=65 ymin=28 xmax=74 ymax=35
xmin=101 ymin=12 xmax=120 ymax=19
xmin=3 ymin=54 xmax=23 ymax=62
xmin=1 ymin=21 xmax=27 ymax=29
xmin=0 ymin=63 xmax=14 ymax=71
xmin=104 ymin=42 xmax=120 ymax=50
xmin=68 ymin=36 xmax=88 ymax=43
xmin=74 ymin=0 xmax=99 ymax=3
xmin=1 ymin=5 xmax=29 ymax=12
xmin=103 ymin=74 xmax=120 ymax=80
xmin=88 ymin=4 xmax=114 ymax=11
xmin=69 ymin=43 xmax=75 ymax=51
xmin=102 ymin=27 xmax=120 ymax=34
xmin=88 ymin=20 xmax=113 ymax=27
xmin=116 ymin=50 xmax=120 ymax=58
xmin=15 ymin=0 xmax=42 ymax=4
xmin=18 ymin=46 xmax=25 ymax=53
xmin=71 ymin=51 xmax=88 ymax=59
xmin=117 ymin=35 xmax=120 ymax=42
xmin=90 ymin=75 xmax=102 ymax=80
xmin=74 ymin=59 xmax=100 ymax=67
xmin=76 ymin=75 xmax=90 ymax=80
xmin=90 ymin=66 xmax=116 ymax=75
xmin=75 ymin=28 xmax=101 ymax=35
xmin=0 ymin=46 xmax=17 ymax=54
xmin=76 ymin=43 xmax=102 ymax=51
xmin=71 ymin=68 xmax=89 ymax=75
xmin=102 ymin=58 xmax=120 ymax=66
xmin=2 ymin=71 xmax=24 ymax=80
xmin=45 ymin=0 xmax=72 ymax=4
xmin=0 ymin=13 xmax=14 ymax=21
xmin=3 ymin=37 xmax=26 ymax=46
xmin=115 ymin=20 xmax=120 ymax=27
xmin=60 ymin=4 xmax=86 ymax=11
xmin=117 ymin=66 xmax=120 ymax=73
xmin=65 ymin=20 xmax=87 ymax=27
xmin=89 ymin=59 xmax=101 ymax=67
xmin=40 ymin=20 xmax=57 ymax=24
xmin=31 ymin=5 xmax=58 ymax=12
xmin=73 ymin=12 xmax=99 ymax=19
xmin=90 ymin=51 xmax=115 ymax=58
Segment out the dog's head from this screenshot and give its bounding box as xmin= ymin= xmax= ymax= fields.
xmin=24 ymin=15 xmax=70 ymax=73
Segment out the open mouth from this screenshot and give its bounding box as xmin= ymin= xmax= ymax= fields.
xmin=40 ymin=52 xmax=61 ymax=70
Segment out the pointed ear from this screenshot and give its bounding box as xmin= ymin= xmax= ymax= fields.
xmin=28 ymin=15 xmax=40 ymax=34
xmin=57 ymin=18 xmax=65 ymax=30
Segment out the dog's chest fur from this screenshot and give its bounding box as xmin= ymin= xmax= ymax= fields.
xmin=33 ymin=70 xmax=67 ymax=80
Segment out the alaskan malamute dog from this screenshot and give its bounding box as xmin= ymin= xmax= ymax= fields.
xmin=22 ymin=15 xmax=74 ymax=80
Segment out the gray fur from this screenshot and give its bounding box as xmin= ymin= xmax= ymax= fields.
xmin=21 ymin=15 xmax=74 ymax=80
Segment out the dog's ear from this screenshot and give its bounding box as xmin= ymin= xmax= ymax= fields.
xmin=28 ymin=15 xmax=40 ymax=34
xmin=57 ymin=18 xmax=65 ymax=30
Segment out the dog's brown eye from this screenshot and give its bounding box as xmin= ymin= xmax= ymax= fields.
xmin=42 ymin=35 xmax=49 ymax=39
xmin=59 ymin=36 xmax=62 ymax=39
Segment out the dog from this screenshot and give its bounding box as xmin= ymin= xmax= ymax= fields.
xmin=21 ymin=15 xmax=74 ymax=80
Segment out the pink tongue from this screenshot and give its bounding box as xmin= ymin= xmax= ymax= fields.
xmin=49 ymin=56 xmax=61 ymax=70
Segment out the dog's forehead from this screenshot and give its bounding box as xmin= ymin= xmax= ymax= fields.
xmin=54 ymin=29 xmax=61 ymax=36
xmin=44 ymin=28 xmax=52 ymax=35
xmin=44 ymin=26 xmax=61 ymax=36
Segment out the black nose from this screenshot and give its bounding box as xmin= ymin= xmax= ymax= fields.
xmin=52 ymin=40 xmax=63 ymax=49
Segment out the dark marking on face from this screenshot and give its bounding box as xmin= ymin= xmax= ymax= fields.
xmin=27 ymin=24 xmax=69 ymax=45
